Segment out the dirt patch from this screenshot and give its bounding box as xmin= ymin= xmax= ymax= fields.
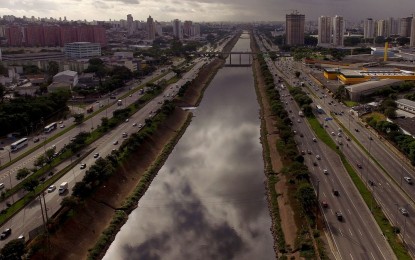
xmin=251 ymin=42 xmax=300 ymax=258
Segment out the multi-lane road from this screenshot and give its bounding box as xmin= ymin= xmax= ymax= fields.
xmin=255 ymin=33 xmax=397 ymax=259
xmin=0 ymin=55 xmax=213 ymax=246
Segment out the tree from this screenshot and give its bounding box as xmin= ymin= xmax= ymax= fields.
xmin=0 ymin=239 xmax=25 ymax=260
xmin=47 ymin=61 xmax=59 ymax=83
xmin=45 ymin=147 xmax=56 ymax=163
xmin=384 ymin=107 xmax=396 ymax=118
xmin=297 ymin=183 xmax=317 ymax=217
xmin=302 ymin=104 xmax=313 ymax=117
xmin=23 ymin=179 xmax=39 ymax=193
xmin=16 ymin=168 xmax=31 ymax=180
xmin=34 ymin=154 xmax=47 ymax=168
xmin=73 ymin=113 xmax=85 ymax=124
xmin=0 ymin=83 xmax=5 ymax=102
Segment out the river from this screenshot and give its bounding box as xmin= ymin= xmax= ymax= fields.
xmin=103 ymin=32 xmax=275 ymax=260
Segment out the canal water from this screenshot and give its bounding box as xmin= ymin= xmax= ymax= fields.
xmin=103 ymin=33 xmax=275 ymax=260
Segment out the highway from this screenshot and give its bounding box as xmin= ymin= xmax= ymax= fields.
xmin=0 ymin=56 xmax=212 ymax=246
xmin=282 ymin=57 xmax=415 ymax=256
xmin=255 ymin=33 xmax=396 ymax=259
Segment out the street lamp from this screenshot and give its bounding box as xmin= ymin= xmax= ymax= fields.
xmin=8 ymin=171 xmax=14 ymax=203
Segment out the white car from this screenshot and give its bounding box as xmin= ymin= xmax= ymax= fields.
xmin=60 ymin=124 xmax=65 ymax=128
xmin=47 ymin=185 xmax=56 ymax=193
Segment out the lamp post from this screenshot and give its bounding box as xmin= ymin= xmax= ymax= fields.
xmin=8 ymin=171 xmax=14 ymax=203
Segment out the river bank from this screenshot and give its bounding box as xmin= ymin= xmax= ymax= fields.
xmin=28 ymin=45 xmax=239 ymax=260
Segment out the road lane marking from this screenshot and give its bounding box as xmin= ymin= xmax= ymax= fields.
xmin=350 ymin=253 xmax=354 ymax=260
xmin=371 ymin=252 xmax=376 ymax=260
xmin=349 ymin=228 xmax=353 ymax=236
xmin=358 ymin=229 xmax=363 ymax=236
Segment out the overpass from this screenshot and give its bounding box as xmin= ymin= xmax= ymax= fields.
xmin=192 ymin=51 xmax=262 ymax=67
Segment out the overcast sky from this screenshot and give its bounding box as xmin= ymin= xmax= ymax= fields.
xmin=1 ymin=0 xmax=414 ymax=22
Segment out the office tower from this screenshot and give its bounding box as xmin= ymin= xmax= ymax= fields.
xmin=183 ymin=21 xmax=193 ymax=37
xmin=147 ymin=15 xmax=155 ymax=40
xmin=127 ymin=14 xmax=134 ymax=36
xmin=172 ymin=19 xmax=183 ymax=40
xmin=285 ymin=12 xmax=305 ymax=45
xmin=388 ymin=17 xmax=399 ymax=36
xmin=399 ymin=17 xmax=413 ymax=37
xmin=155 ymin=21 xmax=163 ymax=36
xmin=193 ymin=23 xmax=201 ymax=38
xmin=410 ymin=15 xmax=415 ymax=47
xmin=376 ymin=20 xmax=387 ymax=37
xmin=332 ymin=15 xmax=344 ymax=47
xmin=318 ymin=16 xmax=331 ymax=46
xmin=364 ymin=18 xmax=375 ymax=38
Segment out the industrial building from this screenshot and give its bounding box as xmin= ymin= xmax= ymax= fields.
xmin=324 ymin=68 xmax=415 ymax=85
xmin=345 ymin=79 xmax=402 ymax=101
xmin=396 ymin=99 xmax=415 ymax=115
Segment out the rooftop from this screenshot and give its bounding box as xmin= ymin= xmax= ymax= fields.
xmin=54 ymin=70 xmax=77 ymax=77
xmin=396 ymin=99 xmax=415 ymax=108
xmin=345 ymin=79 xmax=402 ymax=93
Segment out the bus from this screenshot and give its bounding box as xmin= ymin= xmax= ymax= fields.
xmin=10 ymin=137 xmax=28 ymax=152
xmin=44 ymin=122 xmax=58 ymax=133
xmin=316 ymin=105 xmax=324 ymax=114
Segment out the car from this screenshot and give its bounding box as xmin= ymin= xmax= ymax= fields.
xmin=297 ymin=119 xmax=301 ymax=123
xmin=307 ymin=150 xmax=312 ymax=154
xmin=312 ymin=137 xmax=317 ymax=142
xmin=122 ymin=132 xmax=128 ymax=138
xmin=337 ymin=132 xmax=342 ymax=137
xmin=331 ymin=132 xmax=335 ymax=136
xmin=332 ymin=189 xmax=339 ymax=196
xmin=70 ymin=137 xmax=75 ymax=141
xmin=47 ymin=185 xmax=56 ymax=193
xmin=18 ymin=235 xmax=25 ymax=240
xmin=80 ymin=163 xmax=86 ymax=169
xmin=94 ymin=153 xmax=99 ymax=158
xmin=368 ymin=180 xmax=375 ymax=186
xmin=113 ymin=140 xmax=119 ymax=145
xmin=313 ymin=161 xmax=318 ymax=166
xmin=133 ymin=123 xmax=137 ymax=127
xmin=346 ymin=136 xmax=350 ymax=141
xmin=316 ymin=155 xmax=321 ymax=160
xmin=400 ymin=207 xmax=409 ymax=216
xmin=355 ymin=128 xmax=359 ymax=132
xmin=0 ymin=183 xmax=4 ymax=190
xmin=323 ymin=169 xmax=328 ymax=175
xmin=60 ymin=124 xmax=65 ymax=128
xmin=129 ymin=94 xmax=132 ymax=97
xmin=321 ymin=201 xmax=328 ymax=208
xmin=59 ymin=121 xmax=63 ymax=124
xmin=299 ymin=133 xmax=304 ymax=137
xmin=138 ymin=124 xmax=143 ymax=128
xmin=335 ymin=211 xmax=343 ymax=221
xmin=301 ymin=150 xmax=306 ymax=155
xmin=404 ymin=176 xmax=413 ymax=185
xmin=357 ymin=163 xmax=362 ymax=169
xmin=33 ymin=137 xmax=40 ymax=143
xmin=0 ymin=228 xmax=11 ymax=240
xmin=96 ymin=101 xmax=100 ymax=103
xmin=125 ymin=119 xmax=129 ymax=122
xmin=369 ymin=136 xmax=373 ymax=140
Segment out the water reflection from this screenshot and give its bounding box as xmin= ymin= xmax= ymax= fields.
xmin=103 ymin=35 xmax=274 ymax=260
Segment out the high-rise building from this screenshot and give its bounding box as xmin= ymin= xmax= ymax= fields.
xmin=147 ymin=15 xmax=155 ymax=40
xmin=364 ymin=18 xmax=375 ymax=39
xmin=193 ymin=23 xmax=201 ymax=38
xmin=155 ymin=21 xmax=163 ymax=37
xmin=376 ymin=20 xmax=387 ymax=37
xmin=127 ymin=14 xmax=134 ymax=36
xmin=172 ymin=19 xmax=183 ymax=40
xmin=285 ymin=12 xmax=305 ymax=46
xmin=183 ymin=21 xmax=193 ymax=37
xmin=410 ymin=15 xmax=415 ymax=47
xmin=332 ymin=15 xmax=344 ymax=47
xmin=388 ymin=17 xmax=399 ymax=36
xmin=318 ymin=16 xmax=331 ymax=46
xmin=399 ymin=17 xmax=413 ymax=37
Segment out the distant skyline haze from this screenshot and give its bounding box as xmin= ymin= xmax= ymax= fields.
xmin=0 ymin=0 xmax=414 ymax=22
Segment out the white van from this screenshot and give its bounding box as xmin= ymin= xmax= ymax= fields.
xmin=59 ymin=182 xmax=68 ymax=194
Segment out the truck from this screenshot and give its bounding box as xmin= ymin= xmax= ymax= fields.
xmin=59 ymin=182 xmax=68 ymax=194
xmin=86 ymin=106 xmax=94 ymax=113
xmin=117 ymin=99 xmax=122 ymax=106
xmin=298 ymin=111 xmax=304 ymax=117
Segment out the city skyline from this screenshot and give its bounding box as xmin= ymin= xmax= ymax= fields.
xmin=0 ymin=0 xmax=414 ymax=22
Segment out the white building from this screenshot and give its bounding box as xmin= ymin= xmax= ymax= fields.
xmin=396 ymin=99 xmax=415 ymax=114
xmin=53 ymin=70 xmax=78 ymax=87
xmin=64 ymin=42 xmax=101 ymax=59
xmin=172 ymin=19 xmax=183 ymax=40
